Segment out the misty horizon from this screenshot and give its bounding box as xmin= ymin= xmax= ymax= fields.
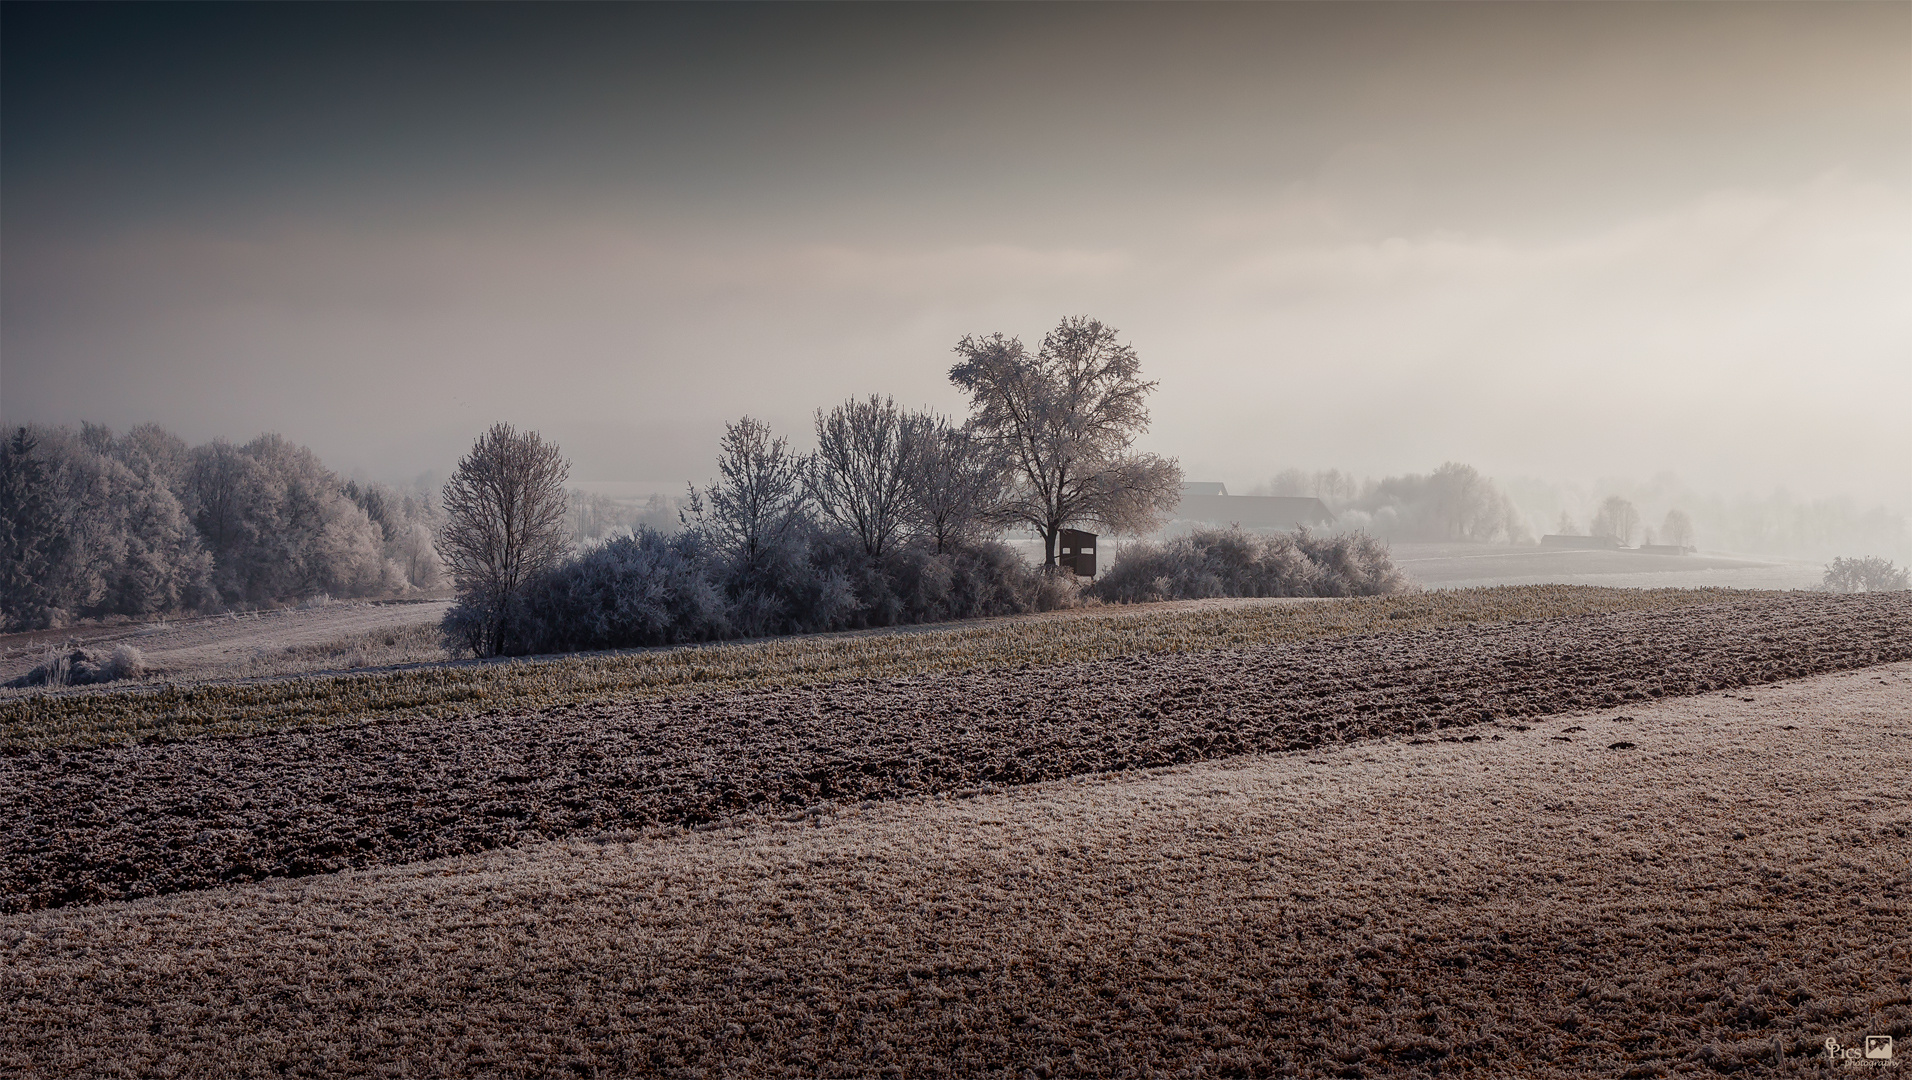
xmin=4 ymin=3 xmax=1908 ymax=509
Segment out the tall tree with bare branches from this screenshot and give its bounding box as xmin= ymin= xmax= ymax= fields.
xmin=1591 ymin=495 xmax=1642 ymax=547
xmin=950 ymin=317 xmax=1181 ymax=567
xmin=809 ymin=395 xmax=919 ymax=558
xmin=684 ymin=416 xmax=810 ymax=568
xmin=906 ymin=413 xmax=1005 ymax=554
xmin=438 ymin=423 xmax=570 ymax=656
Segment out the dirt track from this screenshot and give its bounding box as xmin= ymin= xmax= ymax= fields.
xmin=0 ymin=599 xmax=452 ymax=687
xmin=2 ymin=660 xmax=1906 ymax=1078
xmin=3 ymin=592 xmax=1907 ymax=914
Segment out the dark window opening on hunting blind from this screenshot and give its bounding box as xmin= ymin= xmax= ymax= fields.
xmin=1060 ymin=529 xmax=1097 ymax=577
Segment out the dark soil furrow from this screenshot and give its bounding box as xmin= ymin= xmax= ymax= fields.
xmin=3 ymin=592 xmax=1907 ymax=913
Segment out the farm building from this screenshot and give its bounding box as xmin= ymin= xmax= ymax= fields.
xmin=1540 ymin=534 xmax=1623 ymax=550
xmin=1169 ymin=482 xmax=1336 ymax=532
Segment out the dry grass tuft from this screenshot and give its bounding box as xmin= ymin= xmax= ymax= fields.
xmin=0 ymin=586 xmax=1775 ymax=750
xmin=219 ymin=620 xmax=450 ymax=680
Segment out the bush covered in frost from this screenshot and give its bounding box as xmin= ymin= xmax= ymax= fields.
xmin=7 ymin=643 xmax=148 ymax=688
xmin=1092 ymin=526 xmax=1412 ymax=603
xmin=1821 ymin=556 xmax=1909 ymax=593
xmin=503 ymin=529 xmax=730 ymax=654
xmin=461 ymin=526 xmax=1052 ymax=657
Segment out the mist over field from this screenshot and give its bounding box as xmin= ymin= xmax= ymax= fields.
xmin=3 ymin=3 xmax=1907 ymax=523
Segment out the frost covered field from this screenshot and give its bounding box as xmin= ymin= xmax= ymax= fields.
xmin=1 ymin=589 xmax=1908 ymax=1077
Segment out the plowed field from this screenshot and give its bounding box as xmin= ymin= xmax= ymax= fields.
xmin=4 ymin=591 xmax=1906 ymax=914
xmin=3 ymin=658 xmax=1907 ymax=1078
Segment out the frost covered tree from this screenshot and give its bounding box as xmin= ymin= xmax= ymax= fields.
xmin=25 ymin=425 xmax=214 ymax=620
xmin=685 ymin=416 xmax=810 ymax=568
xmin=0 ymin=429 xmax=69 ymax=629
xmin=906 ymin=414 xmax=1005 ymax=554
xmin=809 ymin=395 xmax=920 ymax=558
xmin=438 ymin=423 xmax=571 ymax=656
xmin=1660 ymin=509 xmax=1696 ymax=549
xmin=1822 ymin=556 xmax=1909 ymax=593
xmin=950 ymin=317 xmax=1181 ymax=567
xmin=1590 ymin=496 xmax=1642 ymax=547
xmin=184 ymin=434 xmax=384 ymax=603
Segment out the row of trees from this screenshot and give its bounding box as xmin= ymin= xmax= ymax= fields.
xmin=1259 ymin=467 xmax=1705 ymax=549
xmin=0 ymin=424 xmax=441 ymax=630
xmin=685 ymin=318 xmax=1185 ymax=569
xmin=1261 ymin=463 xmax=1530 ymax=544
xmin=1555 ymin=499 xmax=1695 ymax=548
xmin=441 ymin=317 xmax=1189 ymax=655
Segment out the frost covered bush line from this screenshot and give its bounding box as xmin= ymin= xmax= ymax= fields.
xmin=474 ymin=527 xmax=1053 ymax=657
xmin=1093 ymin=527 xmax=1412 ymax=603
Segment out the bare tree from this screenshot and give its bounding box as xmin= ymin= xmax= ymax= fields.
xmin=1590 ymin=496 xmax=1642 ymax=547
xmin=438 ymin=423 xmax=570 ymax=656
xmin=395 ymin=522 xmax=442 ymax=589
xmin=1260 ymin=467 xmax=1362 ymax=508
xmin=684 ymin=416 xmax=809 ymax=567
xmin=808 ymin=395 xmax=919 ymax=557
xmin=950 ymin=317 xmax=1182 ymax=567
xmin=1660 ymin=509 xmax=1696 ymax=549
xmin=907 ymin=413 xmax=1006 ymax=554
xmin=1425 ymin=463 xmax=1527 ymax=543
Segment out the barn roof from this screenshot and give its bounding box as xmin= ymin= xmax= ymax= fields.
xmin=1170 ymin=493 xmax=1336 ymax=530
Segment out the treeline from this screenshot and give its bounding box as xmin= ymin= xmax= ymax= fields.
xmin=448 ymin=408 xmax=1070 ymax=656
xmin=444 ymin=317 xmax=1411 ymax=657
xmin=0 ymin=424 xmax=441 ymax=630
xmin=1258 ymin=463 xmax=1530 ymax=544
xmin=1261 ymin=464 xmax=1912 ymax=563
xmin=457 ymin=416 xmax=1409 ymax=658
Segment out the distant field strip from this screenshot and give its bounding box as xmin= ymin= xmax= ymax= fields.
xmin=0 ymin=586 xmax=1784 ymax=749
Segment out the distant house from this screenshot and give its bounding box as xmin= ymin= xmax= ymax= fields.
xmin=1169 ymin=482 xmax=1335 ymax=532
xmin=1540 ymin=534 xmax=1622 ymax=550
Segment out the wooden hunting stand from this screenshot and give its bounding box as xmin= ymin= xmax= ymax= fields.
xmin=1059 ymin=529 xmax=1097 ymax=577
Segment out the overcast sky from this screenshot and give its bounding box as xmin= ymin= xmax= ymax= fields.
xmin=4 ymin=3 xmax=1907 ymax=501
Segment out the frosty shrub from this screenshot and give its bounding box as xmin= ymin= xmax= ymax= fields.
xmin=477 ymin=524 xmax=1050 ymax=656
xmin=1092 ymin=527 xmax=1413 ymax=603
xmin=1822 ymin=556 xmax=1910 ymax=594
xmin=7 ymin=643 xmax=148 ymax=688
xmin=1293 ymin=530 xmax=1416 ymax=597
xmin=507 ymin=529 xmax=730 ymax=654
xmin=887 ymin=541 xmax=1047 ymax=622
xmin=107 ymin=643 xmax=146 ymax=680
